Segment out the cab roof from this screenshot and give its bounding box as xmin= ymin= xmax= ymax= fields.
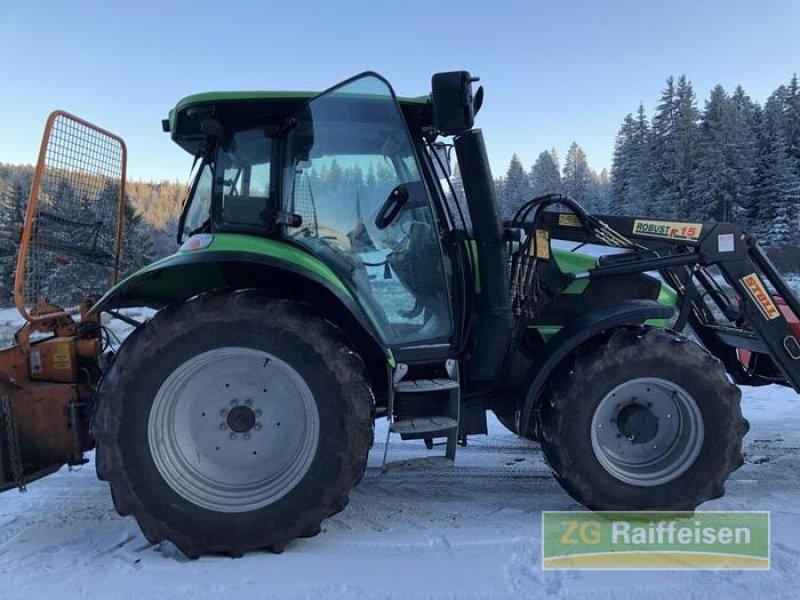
xmin=164 ymin=90 xmax=431 ymax=155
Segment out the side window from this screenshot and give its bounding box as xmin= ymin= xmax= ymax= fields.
xmin=217 ymin=129 xmax=272 ymax=226
xmin=181 ymin=163 xmax=213 ymax=241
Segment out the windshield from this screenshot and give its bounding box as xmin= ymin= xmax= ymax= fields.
xmin=283 ymin=75 xmax=452 ymax=346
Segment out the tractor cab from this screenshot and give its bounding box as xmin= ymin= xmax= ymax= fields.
xmin=171 ymin=74 xmax=454 ymax=348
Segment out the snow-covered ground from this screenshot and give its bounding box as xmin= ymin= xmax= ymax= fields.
xmin=1 ymin=247 xmax=799 ymax=599
xmin=0 ymin=390 xmax=797 ymax=599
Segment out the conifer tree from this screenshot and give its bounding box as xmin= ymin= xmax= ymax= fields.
xmin=649 ymin=77 xmax=677 ymax=216
xmin=499 ymin=154 xmax=529 ymax=219
xmin=756 ymin=86 xmax=800 ymax=245
xmin=562 ymin=142 xmax=594 ymax=209
xmin=529 ymin=149 xmax=562 ymax=197
xmin=694 ymin=85 xmax=737 ymax=221
xmin=673 ymin=76 xmax=701 ymax=218
xmin=611 ymin=114 xmax=637 ymax=214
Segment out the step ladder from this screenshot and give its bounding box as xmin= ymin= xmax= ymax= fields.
xmin=381 ymin=359 xmax=460 ymax=473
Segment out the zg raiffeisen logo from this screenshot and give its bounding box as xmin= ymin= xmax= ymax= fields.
xmin=542 ymin=511 xmax=769 ymax=570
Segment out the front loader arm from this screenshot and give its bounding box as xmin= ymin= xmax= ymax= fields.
xmin=537 ymin=209 xmax=800 ymax=392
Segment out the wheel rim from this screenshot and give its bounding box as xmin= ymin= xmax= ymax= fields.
xmin=590 ymin=377 xmax=704 ymax=487
xmin=148 ymin=347 xmax=320 ymax=513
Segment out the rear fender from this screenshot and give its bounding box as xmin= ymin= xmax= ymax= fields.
xmin=517 ymin=300 xmax=675 ymax=437
xmin=90 ymin=249 xmax=390 ymax=387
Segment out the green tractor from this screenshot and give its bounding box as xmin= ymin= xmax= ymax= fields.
xmin=17 ymin=70 xmax=800 ymax=558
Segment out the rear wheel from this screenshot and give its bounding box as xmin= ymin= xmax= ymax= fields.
xmin=540 ymin=327 xmax=748 ymax=510
xmin=94 ymin=292 xmax=372 ymax=557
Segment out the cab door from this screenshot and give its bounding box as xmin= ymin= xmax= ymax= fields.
xmin=282 ymin=74 xmax=453 ymax=348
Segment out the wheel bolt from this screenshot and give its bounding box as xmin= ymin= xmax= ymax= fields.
xmin=219 ymin=423 xmax=227 ymax=430
xmin=220 ymin=409 xmax=228 ymax=417
xmin=244 ymin=433 xmax=251 ymax=440
xmin=255 ymin=423 xmax=262 ymax=431
xmin=231 ymin=399 xmax=239 ymax=406
xmin=229 ymin=433 xmax=238 ymax=440
xmin=245 ymin=399 xmax=253 ymax=407
xmin=255 ymin=409 xmax=262 ymax=417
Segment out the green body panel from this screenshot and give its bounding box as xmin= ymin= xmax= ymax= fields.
xmin=642 ymin=277 xmax=679 ymax=331
xmin=94 ymin=233 xmax=351 ymax=309
xmin=553 ymin=248 xmax=595 ymax=294
xmin=552 ymin=248 xmax=597 ymax=274
xmin=531 ymin=249 xmax=677 ymax=341
xmin=190 ymin=234 xmax=351 ymax=294
xmin=175 ymin=90 xmax=316 ymax=110
xmin=534 ymin=326 xmax=562 ymax=340
xmin=466 ymin=240 xmax=481 ymax=293
xmin=656 ymin=279 xmax=678 ymax=306
xmin=466 ymin=244 xmax=676 ymax=341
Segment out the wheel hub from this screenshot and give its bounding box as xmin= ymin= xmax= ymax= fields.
xmin=616 ymin=403 xmax=658 ymax=444
xmin=227 ymin=405 xmax=256 ymax=433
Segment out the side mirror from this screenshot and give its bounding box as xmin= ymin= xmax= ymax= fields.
xmin=431 ymin=71 xmax=479 ymax=135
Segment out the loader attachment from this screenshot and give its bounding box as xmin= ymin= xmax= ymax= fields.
xmin=529 ymin=200 xmax=800 ymax=393
xmin=1 ymin=111 xmax=126 ymax=492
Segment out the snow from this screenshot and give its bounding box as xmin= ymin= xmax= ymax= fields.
xmin=0 ymin=308 xmax=21 ymax=349
xmin=0 ymin=395 xmax=798 ymax=599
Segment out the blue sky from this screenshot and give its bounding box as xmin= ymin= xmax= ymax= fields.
xmin=1 ymin=0 xmax=799 ymax=183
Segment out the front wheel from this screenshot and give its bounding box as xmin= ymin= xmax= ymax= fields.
xmin=94 ymin=292 xmax=372 ymax=557
xmin=540 ymin=327 xmax=748 ymax=511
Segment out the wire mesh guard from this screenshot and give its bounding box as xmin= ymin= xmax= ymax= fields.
xmin=15 ymin=111 xmax=126 ymax=320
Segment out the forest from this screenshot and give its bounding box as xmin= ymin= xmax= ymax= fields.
xmin=0 ymin=163 xmax=184 ymax=305
xmin=493 ymin=73 xmax=800 ymax=256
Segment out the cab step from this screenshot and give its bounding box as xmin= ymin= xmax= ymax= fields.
xmin=381 ymin=359 xmax=460 ymax=473
xmin=394 ymin=378 xmax=460 ymax=393
xmin=391 ymin=416 xmax=458 ymax=435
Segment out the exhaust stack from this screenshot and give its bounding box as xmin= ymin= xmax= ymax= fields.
xmin=454 ymin=129 xmax=512 ymax=381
